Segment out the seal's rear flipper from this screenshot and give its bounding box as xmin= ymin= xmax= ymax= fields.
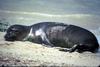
xmin=59 ymin=48 xmax=70 ymax=52
xmin=59 ymin=44 xmax=79 ymax=53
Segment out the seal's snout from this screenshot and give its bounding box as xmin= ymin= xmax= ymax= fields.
xmin=4 ymin=34 xmax=15 ymax=41
xmin=4 ymin=34 xmax=9 ymax=40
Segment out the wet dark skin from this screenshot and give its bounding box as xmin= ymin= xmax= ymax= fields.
xmin=4 ymin=22 xmax=99 ymax=53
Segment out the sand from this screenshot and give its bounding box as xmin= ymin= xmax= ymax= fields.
xmin=0 ymin=32 xmax=100 ymax=66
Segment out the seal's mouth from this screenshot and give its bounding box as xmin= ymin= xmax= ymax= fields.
xmin=5 ymin=37 xmax=16 ymax=41
xmin=4 ymin=35 xmax=16 ymax=41
xmin=5 ymin=38 xmax=15 ymax=41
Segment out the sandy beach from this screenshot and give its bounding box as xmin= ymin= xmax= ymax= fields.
xmin=0 ymin=32 xmax=100 ymax=66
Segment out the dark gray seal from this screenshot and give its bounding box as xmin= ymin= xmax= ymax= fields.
xmin=4 ymin=22 xmax=99 ymax=53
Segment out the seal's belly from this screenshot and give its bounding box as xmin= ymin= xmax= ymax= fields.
xmin=46 ymin=26 xmax=74 ymax=48
xmin=50 ymin=38 xmax=74 ymax=48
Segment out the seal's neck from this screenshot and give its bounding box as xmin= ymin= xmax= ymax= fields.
xmin=23 ymin=26 xmax=33 ymax=41
xmin=26 ymin=26 xmax=32 ymax=34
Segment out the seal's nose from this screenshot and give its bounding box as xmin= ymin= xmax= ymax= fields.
xmin=4 ymin=34 xmax=10 ymax=41
xmin=4 ymin=34 xmax=8 ymax=40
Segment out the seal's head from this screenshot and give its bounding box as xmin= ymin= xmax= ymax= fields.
xmin=4 ymin=25 xmax=28 ymax=41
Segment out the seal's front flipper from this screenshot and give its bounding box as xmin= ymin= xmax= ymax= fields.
xmin=37 ymin=29 xmax=54 ymax=47
xmin=41 ymin=35 xmax=54 ymax=47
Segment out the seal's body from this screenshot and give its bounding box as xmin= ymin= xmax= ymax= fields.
xmin=4 ymin=22 xmax=99 ymax=53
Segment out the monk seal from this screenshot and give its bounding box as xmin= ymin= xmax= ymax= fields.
xmin=4 ymin=22 xmax=99 ymax=53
